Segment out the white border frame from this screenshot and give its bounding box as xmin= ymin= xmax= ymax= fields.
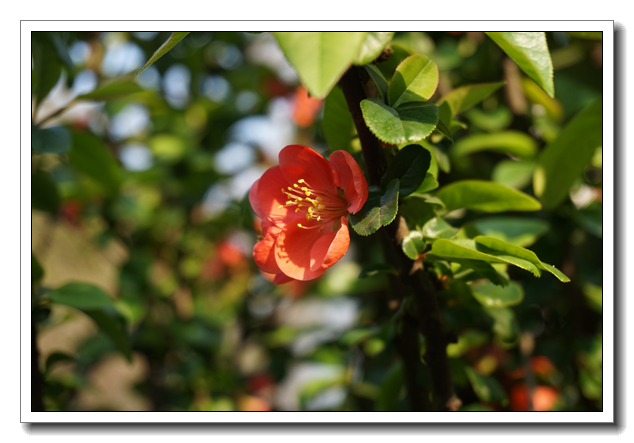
xmin=21 ymin=20 xmax=614 ymax=424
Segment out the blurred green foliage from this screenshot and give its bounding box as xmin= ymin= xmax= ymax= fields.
xmin=31 ymin=31 xmax=602 ymax=412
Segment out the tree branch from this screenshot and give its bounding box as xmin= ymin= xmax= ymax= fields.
xmin=339 ymin=65 xmax=460 ymax=411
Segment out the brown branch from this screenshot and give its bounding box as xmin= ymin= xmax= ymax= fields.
xmin=338 ymin=65 xmax=460 ymax=411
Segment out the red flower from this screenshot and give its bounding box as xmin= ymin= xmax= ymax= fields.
xmin=249 ymin=145 xmax=368 ymax=283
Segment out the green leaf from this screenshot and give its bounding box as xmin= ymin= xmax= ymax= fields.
xmin=452 ymin=131 xmax=538 ymax=159
xmin=438 ymin=81 xmax=506 ymax=115
xmin=32 ymin=32 xmax=63 ymax=103
xmin=32 ymin=252 xmax=44 ymax=284
xmin=377 ymin=44 xmax=413 ymax=81
xmin=533 ymin=98 xmax=602 ymax=209
xmin=48 ymin=282 xmax=115 ymax=310
xmin=359 ymin=263 xmax=397 ymax=279
xmin=381 ymin=144 xmax=432 ymax=196
xmin=433 ymin=118 xmax=453 ymax=142
xmin=388 ymin=54 xmax=439 ymax=107
xmin=422 ymin=217 xmax=459 ymax=240
xmin=274 ymin=32 xmax=367 ymax=99
xmin=465 ymin=367 xmax=509 ymax=405
xmin=137 ymin=32 xmax=190 ymax=75
xmin=77 ymin=74 xmax=144 ymax=101
xmin=466 ymin=216 xmax=549 ymax=248
xmin=350 ymin=179 xmax=399 ymax=236
xmin=363 ymin=64 xmax=389 ymax=103
xmin=32 ymin=170 xmax=60 ymax=214
xmin=376 ymin=362 xmax=404 ymax=411
xmin=436 ymin=180 xmax=541 ymax=213
xmin=361 ymin=98 xmax=439 ymax=146
xmin=85 ymin=308 xmax=133 ymax=362
xmin=32 ymin=125 xmax=72 ymax=154
xmin=69 ymin=130 xmax=123 ymax=195
xmin=322 ymin=86 xmax=356 ymax=152
xmin=492 ymin=160 xmax=536 ymax=190
xmin=471 ymin=280 xmax=524 ymax=308
xmin=299 ymin=378 xmax=343 ymax=410
xmin=355 ymin=32 xmax=395 ymax=65
xmin=475 ymin=236 xmax=569 ymax=282
xmin=401 ymin=230 xmax=426 ymax=260
xmin=486 ymin=32 xmax=554 ymax=98
xmin=415 ymin=173 xmax=439 ymax=194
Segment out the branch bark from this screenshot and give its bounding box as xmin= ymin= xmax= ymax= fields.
xmin=339 ymin=65 xmax=460 ymax=412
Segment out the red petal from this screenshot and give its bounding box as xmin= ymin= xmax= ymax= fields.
xmin=278 ymin=145 xmax=338 ymax=196
xmin=253 ymin=225 xmax=283 ymax=274
xmin=274 ymin=221 xmax=329 ymax=281
xmin=256 ymin=166 xmax=304 ymax=226
xmin=273 ymin=273 xmax=295 ymax=285
xmin=329 ymin=150 xmax=368 ymax=214
xmin=249 ymin=179 xmax=264 ymax=219
xmin=309 ymin=216 xmax=350 ymax=272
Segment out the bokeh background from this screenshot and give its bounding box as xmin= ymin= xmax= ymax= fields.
xmin=31 ymin=31 xmax=603 ymax=412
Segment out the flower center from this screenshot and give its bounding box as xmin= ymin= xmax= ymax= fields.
xmin=279 ymin=179 xmax=349 ymax=229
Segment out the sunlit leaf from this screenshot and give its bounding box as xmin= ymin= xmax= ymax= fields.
xmin=436 ymin=180 xmax=541 ymax=213
xmin=388 ymin=54 xmax=439 ymax=107
xmin=492 ymin=160 xmax=536 ymax=190
xmin=355 ymin=32 xmax=395 ymax=65
xmin=452 ymin=131 xmax=538 ymax=159
xmin=486 ymin=32 xmax=554 ymax=98
xmin=471 ymin=280 xmax=524 ymax=308
xmin=322 ymin=86 xmax=356 ymax=152
xmin=137 ymin=32 xmax=190 ymax=75
xmin=274 ymin=32 xmax=367 ymax=99
xmin=401 ymin=230 xmax=426 ymax=260
xmin=438 ymin=81 xmax=505 ymax=115
xmin=533 ymin=98 xmax=602 ymax=209
xmin=361 ymin=98 xmax=439 ymax=146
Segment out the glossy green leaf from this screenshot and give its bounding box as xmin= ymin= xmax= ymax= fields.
xmin=322 ymin=86 xmax=356 ymax=152
xmin=377 ymin=44 xmax=413 ymax=81
xmin=401 ymin=230 xmax=426 ymax=260
xmin=438 ymin=81 xmax=505 ymax=115
xmin=361 ymin=98 xmax=439 ymax=146
xmin=350 ymin=179 xmax=399 ymax=236
xmin=363 ymin=64 xmax=389 ymax=103
xmin=274 ymin=32 xmax=367 ymax=99
xmin=388 ymin=54 xmax=439 ymax=107
xmin=381 ymin=144 xmax=431 ymax=196
xmin=451 ymin=259 xmax=509 ymax=287
xmin=77 ymin=74 xmax=145 ymax=101
xmin=436 ymin=180 xmax=541 ymax=212
xmin=355 ymin=32 xmax=395 ymax=65
xmin=465 ymin=367 xmax=508 ymax=405
xmin=32 ymin=125 xmax=72 ymax=154
xmin=533 ymin=98 xmax=602 ymax=209
xmin=452 ymin=131 xmax=538 ymax=159
xmin=475 ymin=236 xmax=569 ymax=282
xmin=48 ymin=282 xmax=115 ymax=310
xmin=492 ymin=160 xmax=536 ymax=190
xmin=137 ymin=32 xmax=190 ymax=75
xmin=471 ymin=280 xmax=524 ymax=308
xmin=32 ymin=170 xmax=60 ymax=214
xmin=415 ymin=173 xmax=439 ymax=194
xmin=69 ymin=131 xmax=123 ymax=195
xmin=422 ymin=217 xmax=459 ymax=240
xmin=486 ymin=32 xmax=554 ymax=98
xmin=466 ymin=216 xmax=549 ymax=247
